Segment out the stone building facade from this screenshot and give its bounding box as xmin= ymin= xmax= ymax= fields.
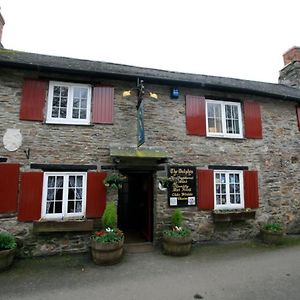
xmin=1 ymin=17 xmax=300 ymax=256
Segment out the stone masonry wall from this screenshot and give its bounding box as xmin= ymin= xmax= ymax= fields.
xmin=1 ymin=67 xmax=300 ymax=255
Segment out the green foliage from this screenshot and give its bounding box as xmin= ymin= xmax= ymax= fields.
xmin=164 ymin=227 xmax=191 ymax=238
xmin=102 ymin=202 xmax=117 ymax=229
xmin=92 ymin=228 xmax=124 ymax=243
xmin=171 ymin=208 xmax=183 ymax=227
xmin=103 ymin=174 xmax=126 ymax=190
xmin=263 ymin=223 xmax=283 ymax=233
xmin=0 ymin=232 xmax=17 ymax=250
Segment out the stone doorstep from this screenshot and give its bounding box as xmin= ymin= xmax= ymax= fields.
xmin=33 ymin=219 xmax=94 ymax=233
xmin=124 ymin=242 xmax=154 ymax=254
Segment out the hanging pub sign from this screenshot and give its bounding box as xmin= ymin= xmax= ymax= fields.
xmin=167 ymin=166 xmax=197 ymax=207
xmin=137 ymin=101 xmax=145 ymax=147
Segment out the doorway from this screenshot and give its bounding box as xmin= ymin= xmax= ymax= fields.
xmin=118 ymin=171 xmax=153 ymax=243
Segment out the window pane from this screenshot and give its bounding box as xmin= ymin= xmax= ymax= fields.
xmin=216 ymin=184 xmax=220 ymax=194
xmin=215 ymin=174 xmax=220 ymax=184
xmin=221 ymin=174 xmax=226 ymax=184
xmin=59 ymin=108 xmax=67 ymax=118
xmin=229 ymin=174 xmax=235 ymax=183
xmin=53 ymin=86 xmax=60 ymax=96
xmin=235 ymin=174 xmax=240 ymax=183
xmin=54 ymin=201 xmax=62 ymax=213
xmin=47 ymin=189 xmax=54 ymax=201
xmin=72 ymin=109 xmax=79 ymax=119
xmin=73 ymin=98 xmax=79 ymax=108
xmin=81 ymin=99 xmax=87 ymax=109
xmin=216 ymin=195 xmax=221 ymax=205
xmin=75 ymin=201 xmax=82 ymax=213
xmin=69 ymin=176 xmax=75 ymax=187
xmin=73 ymin=88 xmax=80 ymax=98
xmin=68 ymin=201 xmax=75 ymax=213
xmin=76 ymin=188 xmax=82 ymax=200
xmin=52 ymin=107 xmax=59 ymax=118
xmin=235 ymin=184 xmax=240 ymax=193
xmin=230 ymin=194 xmax=235 ymax=204
xmin=61 ymin=98 xmax=67 ymax=108
xmin=236 ymin=194 xmax=241 ymax=204
xmin=56 ymin=176 xmax=63 ymax=187
xmin=221 ymin=195 xmax=226 ymax=204
xmin=76 ymin=176 xmax=83 ymax=187
xmin=48 ymin=176 xmax=55 ymax=187
xmin=80 ymin=88 xmax=88 ymax=98
xmin=55 ymin=189 xmax=63 ymax=200
xmin=68 ymin=188 xmax=75 ymax=200
xmin=53 ymin=97 xmax=60 ymax=107
xmin=61 ymin=87 xmax=68 ymax=97
xmin=80 ymin=110 xmax=86 ymax=119
xmin=221 ymin=184 xmax=226 ymax=194
xmin=46 ymin=202 xmax=54 ymax=214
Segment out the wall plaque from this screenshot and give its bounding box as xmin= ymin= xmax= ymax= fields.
xmin=168 ymin=166 xmax=197 ymax=207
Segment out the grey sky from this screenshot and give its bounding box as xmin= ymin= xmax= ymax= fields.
xmin=1 ymin=0 xmax=300 ymax=83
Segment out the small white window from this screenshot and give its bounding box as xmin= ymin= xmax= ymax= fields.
xmin=46 ymin=81 xmax=91 ymax=125
xmin=214 ymin=170 xmax=244 ymax=210
xmin=206 ymin=100 xmax=243 ymax=138
xmin=41 ymin=172 xmax=87 ymax=219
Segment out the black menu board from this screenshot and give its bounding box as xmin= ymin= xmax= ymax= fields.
xmin=167 ymin=166 xmax=197 ymax=207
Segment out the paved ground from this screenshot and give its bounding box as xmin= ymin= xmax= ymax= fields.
xmin=1 ymin=240 xmax=300 ymax=300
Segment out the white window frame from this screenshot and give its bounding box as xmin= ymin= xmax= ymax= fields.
xmin=214 ymin=170 xmax=244 ymax=210
xmin=206 ymin=99 xmax=243 ymax=138
xmin=46 ymin=81 xmax=92 ymax=125
xmin=41 ymin=172 xmax=87 ymax=220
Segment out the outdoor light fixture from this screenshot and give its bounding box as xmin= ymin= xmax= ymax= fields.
xmin=170 ymin=87 xmax=179 ymax=99
xmin=122 ymin=78 xmax=158 ymax=109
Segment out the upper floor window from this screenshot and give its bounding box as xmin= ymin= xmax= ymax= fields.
xmin=206 ymin=100 xmax=243 ymax=138
xmin=41 ymin=172 xmax=87 ymax=219
xmin=46 ymin=81 xmax=91 ymax=125
xmin=214 ymin=170 xmax=244 ymax=210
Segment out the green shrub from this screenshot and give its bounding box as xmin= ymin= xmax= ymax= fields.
xmin=263 ymin=223 xmax=283 ymax=233
xmin=163 ymin=227 xmax=191 ymax=238
xmin=92 ymin=228 xmax=123 ymax=243
xmin=0 ymin=232 xmax=17 ymax=250
xmin=102 ymin=202 xmax=117 ymax=229
xmin=171 ymin=208 xmax=183 ymax=228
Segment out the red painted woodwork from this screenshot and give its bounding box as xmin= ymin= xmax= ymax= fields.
xmin=86 ymin=172 xmax=107 ymax=218
xmin=197 ymin=169 xmax=214 ymax=210
xmin=18 ymin=172 xmax=43 ymax=221
xmin=20 ymin=79 xmax=48 ymax=121
xmin=244 ymin=101 xmax=263 ymax=139
xmin=186 ymin=95 xmax=206 ymax=136
xmin=0 ymin=164 xmax=19 ymax=213
xmin=296 ymin=106 xmax=300 ymax=131
xmin=244 ymin=170 xmax=259 ymax=209
xmin=92 ymin=87 xmax=114 ymax=124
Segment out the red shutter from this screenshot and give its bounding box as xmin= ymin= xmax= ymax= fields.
xmin=296 ymin=106 xmax=300 ymax=131
xmin=92 ymin=87 xmax=114 ymax=124
xmin=0 ymin=164 xmax=19 ymax=213
xmin=20 ymin=79 xmax=48 ymax=121
xmin=197 ymin=169 xmax=214 ymax=210
xmin=244 ymin=170 xmax=259 ymax=209
xmin=18 ymin=172 xmax=43 ymax=221
xmin=244 ymin=101 xmax=263 ymax=139
xmin=86 ymin=172 xmax=107 ymax=218
xmin=186 ymin=95 xmax=206 ymax=136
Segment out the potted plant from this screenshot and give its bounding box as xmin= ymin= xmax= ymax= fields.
xmin=162 ymin=208 xmax=192 ymax=256
xmin=91 ymin=202 xmax=124 ymax=265
xmin=103 ymin=174 xmax=126 ymax=190
xmin=0 ymin=232 xmax=17 ymax=271
xmin=260 ymin=223 xmax=284 ymax=245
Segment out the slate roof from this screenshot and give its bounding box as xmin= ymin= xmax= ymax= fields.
xmin=1 ymin=49 xmax=300 ymax=101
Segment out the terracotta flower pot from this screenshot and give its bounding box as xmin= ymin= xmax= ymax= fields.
xmin=0 ymin=248 xmax=16 ymax=271
xmin=91 ymin=238 xmax=124 ymax=265
xmin=260 ymin=229 xmax=284 ymax=245
xmin=162 ymin=234 xmax=192 ymax=256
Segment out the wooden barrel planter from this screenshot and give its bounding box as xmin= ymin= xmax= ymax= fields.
xmin=91 ymin=238 xmax=124 ymax=265
xmin=0 ymin=248 xmax=16 ymax=271
xmin=260 ymin=229 xmax=284 ymax=245
xmin=162 ymin=234 xmax=192 ymax=256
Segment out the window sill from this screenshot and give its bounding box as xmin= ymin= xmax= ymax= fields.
xmin=212 ymin=209 xmax=256 ymax=222
xmin=33 ymin=219 xmax=94 ymax=233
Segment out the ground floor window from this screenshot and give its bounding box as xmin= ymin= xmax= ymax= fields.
xmin=214 ymin=170 xmax=244 ymax=209
xmin=42 ymin=172 xmax=87 ymax=219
